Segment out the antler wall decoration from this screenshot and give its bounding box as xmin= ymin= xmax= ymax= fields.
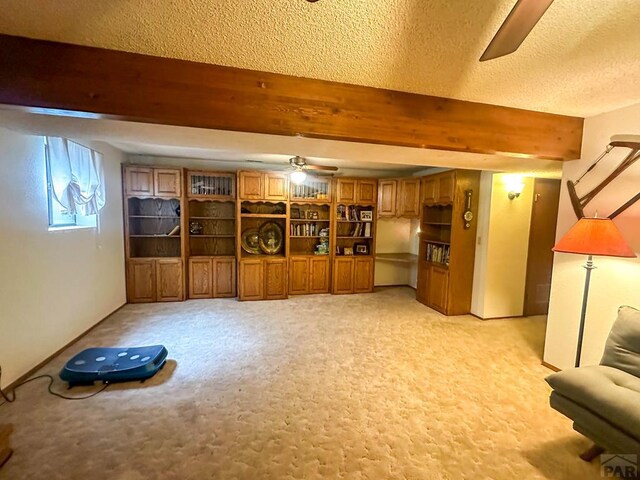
xmin=567 ymin=134 xmax=640 ymax=219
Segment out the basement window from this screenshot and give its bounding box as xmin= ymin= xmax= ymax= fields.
xmin=45 ymin=137 xmax=104 ymax=230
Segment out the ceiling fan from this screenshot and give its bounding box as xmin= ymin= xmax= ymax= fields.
xmin=480 ymin=0 xmax=555 ymax=62
xmin=289 ymin=156 xmax=338 ymax=184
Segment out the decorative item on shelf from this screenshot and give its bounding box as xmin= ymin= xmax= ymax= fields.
xmin=291 ymin=206 xmax=301 ymax=219
xmin=337 ymin=205 xmax=347 ymax=220
xmin=360 ymin=210 xmax=373 ymax=221
xmin=355 ymin=243 xmax=369 ymax=255
xmin=552 ymin=216 xmax=636 ymax=367
xmin=344 ymin=247 xmax=354 ymax=256
xmin=315 ymin=228 xmax=330 ymax=255
xmin=167 ymin=225 xmax=181 ymax=236
xmin=174 ymin=205 xmax=181 ymax=217
xmin=307 ymin=210 xmax=319 ymax=220
xmin=258 ymin=222 xmax=284 ymax=255
xmin=241 ymin=228 xmax=261 ymax=254
xmin=189 ymin=222 xmax=203 ymax=235
xmin=462 ymin=190 xmax=474 ymax=229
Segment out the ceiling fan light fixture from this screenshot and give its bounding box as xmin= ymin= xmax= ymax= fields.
xmin=290 ymin=169 xmax=307 ymax=185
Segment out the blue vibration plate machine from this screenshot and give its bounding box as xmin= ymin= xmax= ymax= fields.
xmin=60 ymin=345 xmax=168 ymax=387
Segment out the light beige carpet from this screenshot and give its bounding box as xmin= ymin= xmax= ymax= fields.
xmin=0 ymin=287 xmax=601 ymax=480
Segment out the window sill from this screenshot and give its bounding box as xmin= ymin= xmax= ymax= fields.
xmin=48 ymin=225 xmax=95 ymax=232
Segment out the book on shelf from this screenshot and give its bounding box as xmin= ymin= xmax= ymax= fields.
xmin=290 ymin=223 xmax=323 ymax=237
xmin=167 ymin=225 xmax=181 ymax=236
xmin=425 ymin=243 xmax=450 ymax=265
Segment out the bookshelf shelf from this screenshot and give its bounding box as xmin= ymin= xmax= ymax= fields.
xmin=241 ymin=213 xmax=287 ymax=219
xmin=129 ymin=215 xmax=179 ymax=219
xmin=189 ymin=216 xmax=235 ymax=220
xmin=422 ymin=239 xmax=451 ymax=245
xmin=190 ymin=234 xmax=235 ymax=238
xmin=130 ymin=235 xmax=180 ymax=238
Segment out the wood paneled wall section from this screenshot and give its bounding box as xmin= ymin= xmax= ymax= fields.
xmin=0 ymin=34 xmax=582 ymax=160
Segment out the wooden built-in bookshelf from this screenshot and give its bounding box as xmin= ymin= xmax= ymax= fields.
xmin=186 ymin=171 xmax=237 ymax=299
xmin=123 ymin=166 xmax=186 ymax=303
xmin=288 ymin=177 xmax=332 ymax=295
xmin=416 ymin=170 xmax=480 ymax=315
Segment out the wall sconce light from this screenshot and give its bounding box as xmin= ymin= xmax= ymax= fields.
xmin=503 ymin=174 xmax=525 ymax=200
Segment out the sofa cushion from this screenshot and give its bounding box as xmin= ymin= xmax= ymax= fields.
xmin=546 ymin=365 xmax=640 ymax=440
xmin=601 ymin=306 xmax=640 ymax=379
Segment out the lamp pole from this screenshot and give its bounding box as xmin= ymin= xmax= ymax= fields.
xmin=575 ymin=255 xmax=596 ymax=368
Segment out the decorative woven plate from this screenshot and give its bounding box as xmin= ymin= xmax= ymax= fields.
xmin=240 ymin=228 xmax=261 ymax=255
xmin=259 ymin=222 xmax=283 ymax=255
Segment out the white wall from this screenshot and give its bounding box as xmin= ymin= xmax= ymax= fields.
xmin=471 ymin=173 xmax=535 ymax=319
xmin=544 ymin=103 xmax=640 ymax=369
xmin=0 ymin=128 xmax=126 ymax=388
xmin=375 ymin=217 xmax=414 ymax=286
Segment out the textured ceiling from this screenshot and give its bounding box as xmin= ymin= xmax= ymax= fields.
xmin=1 ymin=1 xmax=639 ymax=117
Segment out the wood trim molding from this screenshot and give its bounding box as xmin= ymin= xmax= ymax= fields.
xmin=541 ymin=360 xmax=561 ymax=372
xmin=0 ymin=34 xmax=582 ymax=161
xmin=3 ymin=303 xmax=126 ymax=392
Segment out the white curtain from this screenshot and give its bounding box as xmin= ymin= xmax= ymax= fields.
xmin=47 ymin=137 xmax=106 ymax=215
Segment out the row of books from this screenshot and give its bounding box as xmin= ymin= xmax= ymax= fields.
xmin=346 ymin=222 xmax=372 ymax=238
xmin=425 ymin=243 xmax=450 ymax=265
xmin=290 ymin=223 xmax=327 ymax=237
xmin=336 ymin=205 xmax=373 ymax=222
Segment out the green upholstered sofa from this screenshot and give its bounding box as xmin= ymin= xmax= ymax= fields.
xmin=546 ymin=306 xmax=640 ymax=458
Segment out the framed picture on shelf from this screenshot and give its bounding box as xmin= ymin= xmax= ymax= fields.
xmin=354 ymin=243 xmax=369 ymax=255
xmin=343 ymin=247 xmax=354 ymax=256
xmin=291 ymin=206 xmax=301 ymax=219
xmin=360 ymin=210 xmax=373 ymax=221
xmin=307 ymin=210 xmax=319 ymax=220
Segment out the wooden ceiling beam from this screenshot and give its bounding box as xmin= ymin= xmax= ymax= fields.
xmin=0 ymin=34 xmax=582 ymax=160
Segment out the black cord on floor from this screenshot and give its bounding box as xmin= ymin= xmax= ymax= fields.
xmin=0 ymin=367 xmax=109 ymax=406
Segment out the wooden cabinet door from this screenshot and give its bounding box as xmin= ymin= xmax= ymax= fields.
xmin=398 ymin=178 xmax=421 ymax=218
xmin=264 ymin=258 xmax=287 ymax=299
xmin=239 ymin=171 xmax=263 ymax=200
xmin=377 ymin=180 xmax=397 ymax=217
xmin=127 ymin=259 xmax=156 ymax=303
xmin=428 ymin=266 xmax=449 ymax=313
xmin=437 ymin=172 xmax=455 ymax=204
xmin=288 ymin=257 xmax=309 ymax=295
xmin=309 ymin=256 xmax=330 ymax=293
xmin=354 ymin=257 xmax=374 ymax=293
xmin=332 ymin=257 xmax=354 ymax=294
xmin=422 ymin=176 xmax=437 ymax=205
xmin=357 ymin=180 xmax=377 ymax=204
xmin=154 ymin=169 xmax=182 ymax=197
xmin=264 ymin=173 xmax=288 ymax=201
xmin=416 ymin=263 xmax=429 ymax=304
xmin=213 ymin=258 xmax=236 ymax=298
xmin=156 ymin=259 xmax=183 ymax=302
xmin=125 ymin=167 xmax=153 ymax=196
xmin=189 ymin=258 xmax=212 ymax=299
xmin=336 ymin=179 xmax=356 ymax=203
xmin=239 ymin=260 xmax=263 ymax=300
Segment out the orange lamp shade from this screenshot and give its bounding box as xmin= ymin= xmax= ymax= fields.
xmin=553 ymin=217 xmax=636 ymax=258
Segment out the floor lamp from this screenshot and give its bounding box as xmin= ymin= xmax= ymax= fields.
xmin=553 ymin=217 xmax=636 ymax=368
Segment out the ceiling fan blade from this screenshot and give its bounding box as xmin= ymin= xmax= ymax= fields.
xmin=479 ymin=0 xmax=554 ymax=62
xmin=304 ymin=164 xmax=339 ymax=171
